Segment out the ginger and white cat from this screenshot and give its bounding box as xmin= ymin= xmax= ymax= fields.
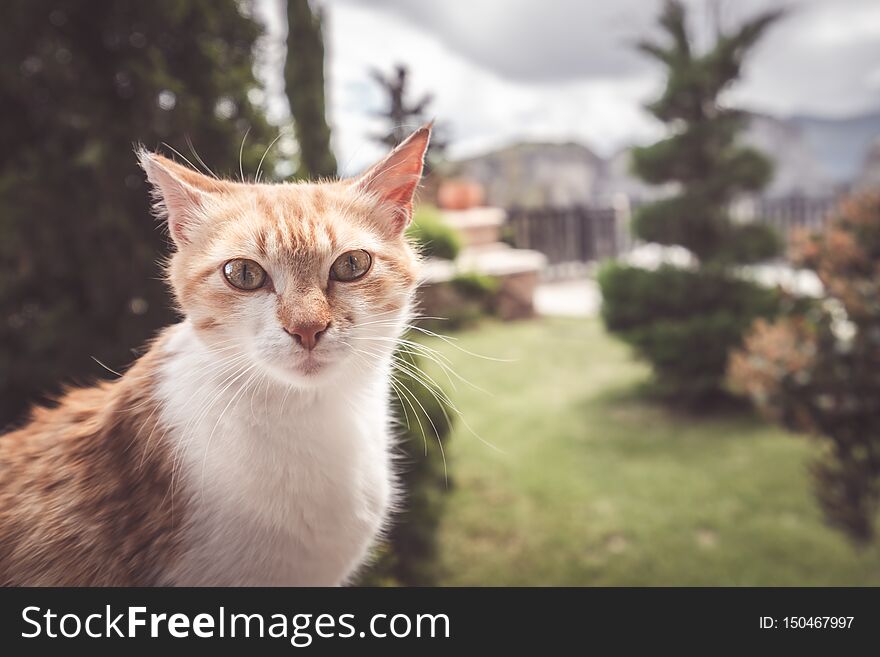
xmin=0 ymin=125 xmax=431 ymax=586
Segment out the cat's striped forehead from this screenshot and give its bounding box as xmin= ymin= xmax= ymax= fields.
xmin=176 ymin=179 xmax=417 ymax=311
xmin=219 ymin=183 xmax=379 ymax=269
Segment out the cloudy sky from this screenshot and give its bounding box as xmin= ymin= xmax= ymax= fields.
xmin=257 ymin=0 xmax=880 ymax=175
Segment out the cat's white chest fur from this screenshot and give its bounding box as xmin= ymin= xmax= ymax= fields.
xmin=155 ymin=322 xmax=394 ymax=586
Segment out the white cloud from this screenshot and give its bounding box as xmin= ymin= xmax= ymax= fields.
xmin=325 ymin=1 xmax=665 ymax=173
xmin=259 ymin=0 xmax=880 ymax=174
xmin=729 ymin=0 xmax=880 ymax=116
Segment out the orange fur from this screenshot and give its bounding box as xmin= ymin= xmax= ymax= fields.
xmin=0 ymin=342 xmax=183 ymax=585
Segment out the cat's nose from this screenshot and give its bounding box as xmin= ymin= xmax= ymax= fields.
xmin=284 ymin=321 xmax=329 ymax=351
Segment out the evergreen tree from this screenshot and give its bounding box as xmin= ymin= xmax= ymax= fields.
xmin=630 ymin=0 xmax=782 ymax=263
xmin=370 ymin=64 xmax=447 ymax=170
xmin=599 ymin=0 xmax=783 ymax=403
xmin=285 ymin=0 xmax=337 ymax=179
xmin=0 ymin=0 xmax=276 ymax=429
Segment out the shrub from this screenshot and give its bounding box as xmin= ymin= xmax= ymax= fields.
xmin=451 ymin=272 xmax=499 ymax=302
xmin=730 ymin=193 xmax=880 ymax=542
xmin=419 ymin=272 xmax=500 ymax=331
xmin=407 ymin=205 xmax=461 ymax=260
xmin=357 ymin=349 xmax=454 ymax=585
xmin=720 ymin=223 xmax=782 ymax=264
xmin=600 ymin=263 xmax=779 ymax=404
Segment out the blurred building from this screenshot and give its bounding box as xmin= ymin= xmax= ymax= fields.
xmin=451 ymin=110 xmax=880 ymax=208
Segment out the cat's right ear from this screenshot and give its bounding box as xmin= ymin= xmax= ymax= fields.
xmin=137 ymin=149 xmax=226 ymax=246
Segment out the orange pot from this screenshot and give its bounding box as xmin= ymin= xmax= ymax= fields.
xmin=437 ymin=179 xmax=485 ymax=210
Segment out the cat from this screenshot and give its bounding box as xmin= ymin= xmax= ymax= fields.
xmin=0 ymin=125 xmax=431 ymax=586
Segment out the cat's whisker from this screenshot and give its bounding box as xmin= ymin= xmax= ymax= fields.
xmin=351 ymin=335 xmax=458 ymax=379
xmin=160 ymin=142 xmax=213 ymax=179
xmin=399 ymin=352 xmax=504 ymax=455
xmin=384 ymin=367 xmax=429 ymax=456
xmin=238 ymin=126 xmax=251 ymax=182
xmin=391 ymin=369 xmax=448 ymax=485
xmin=186 ymin=136 xmax=218 ymax=180
xmin=347 ymin=306 xmax=412 ymax=324
xmin=404 ymin=324 xmax=515 ymax=363
xmin=392 ymin=362 xmax=456 ymax=458
xmin=172 ymin=358 xmax=254 ymax=462
xmin=389 ymin=353 xmax=464 ymax=436
xmin=352 ymin=338 xmax=504 ymax=456
xmin=159 ymin=354 xmax=252 ymax=519
xmin=191 ymin=361 xmax=258 ymax=448
xmin=346 ymin=340 xmax=453 ymax=472
xmin=349 ymin=333 xmax=486 ymax=396
xmin=90 ymin=356 xmax=124 ymax=378
xmin=388 ymin=376 xmax=419 ymax=447
xmin=280 ymin=380 xmax=293 ymax=417
xmin=125 ymin=350 xmax=250 ymax=417
xmin=342 ymin=342 xmax=420 ymax=442
xmin=255 ymin=131 xmax=286 ymax=183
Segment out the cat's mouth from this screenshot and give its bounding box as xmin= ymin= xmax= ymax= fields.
xmin=292 ymin=351 xmax=334 ymax=377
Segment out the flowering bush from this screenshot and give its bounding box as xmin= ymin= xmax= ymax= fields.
xmin=730 ymin=193 xmax=880 ymax=542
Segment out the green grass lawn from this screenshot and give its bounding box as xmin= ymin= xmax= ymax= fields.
xmin=418 ymin=317 xmax=880 ymax=586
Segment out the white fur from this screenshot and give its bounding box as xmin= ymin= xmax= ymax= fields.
xmin=155 ymin=320 xmax=399 ymax=586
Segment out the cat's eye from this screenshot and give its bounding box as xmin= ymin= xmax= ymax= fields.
xmin=223 ymin=258 xmax=267 ymax=291
xmin=330 ymin=250 xmax=372 ymax=282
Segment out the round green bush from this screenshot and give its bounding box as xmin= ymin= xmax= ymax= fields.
xmin=407 ymin=205 xmax=461 ymax=260
xmin=598 ymin=262 xmax=780 ymax=404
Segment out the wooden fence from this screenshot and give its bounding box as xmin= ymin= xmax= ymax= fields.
xmin=506 ymin=194 xmax=839 ymax=276
xmin=737 ymin=195 xmax=838 ymax=235
xmin=506 ymin=205 xmax=620 ymax=276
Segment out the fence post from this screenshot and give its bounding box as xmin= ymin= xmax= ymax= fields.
xmin=612 ymin=193 xmax=632 ymax=257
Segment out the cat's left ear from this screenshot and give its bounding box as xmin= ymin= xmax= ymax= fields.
xmin=137 ymin=149 xmax=228 ymax=247
xmin=355 ymin=123 xmax=432 ymax=235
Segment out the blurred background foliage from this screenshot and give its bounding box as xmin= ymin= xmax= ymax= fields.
xmin=406 ymin=205 xmax=461 ymax=260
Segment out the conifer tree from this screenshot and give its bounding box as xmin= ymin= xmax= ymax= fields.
xmin=285 ymin=0 xmax=337 ymax=179
xmin=370 ymin=64 xmax=447 ymax=171
xmin=599 ymin=0 xmax=783 ymax=403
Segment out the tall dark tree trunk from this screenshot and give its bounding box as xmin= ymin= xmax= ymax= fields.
xmin=285 ymin=0 xmax=337 ymax=180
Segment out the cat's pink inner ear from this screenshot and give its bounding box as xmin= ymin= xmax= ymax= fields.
xmin=356 ymin=124 xmax=432 ymax=233
xmin=137 ymin=151 xmax=225 ymax=245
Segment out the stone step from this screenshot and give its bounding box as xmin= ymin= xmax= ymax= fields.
xmin=421 ymin=243 xmax=546 ymax=284
xmin=419 ymin=243 xmax=547 ymax=320
xmin=439 ymin=207 xmax=505 ymax=247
